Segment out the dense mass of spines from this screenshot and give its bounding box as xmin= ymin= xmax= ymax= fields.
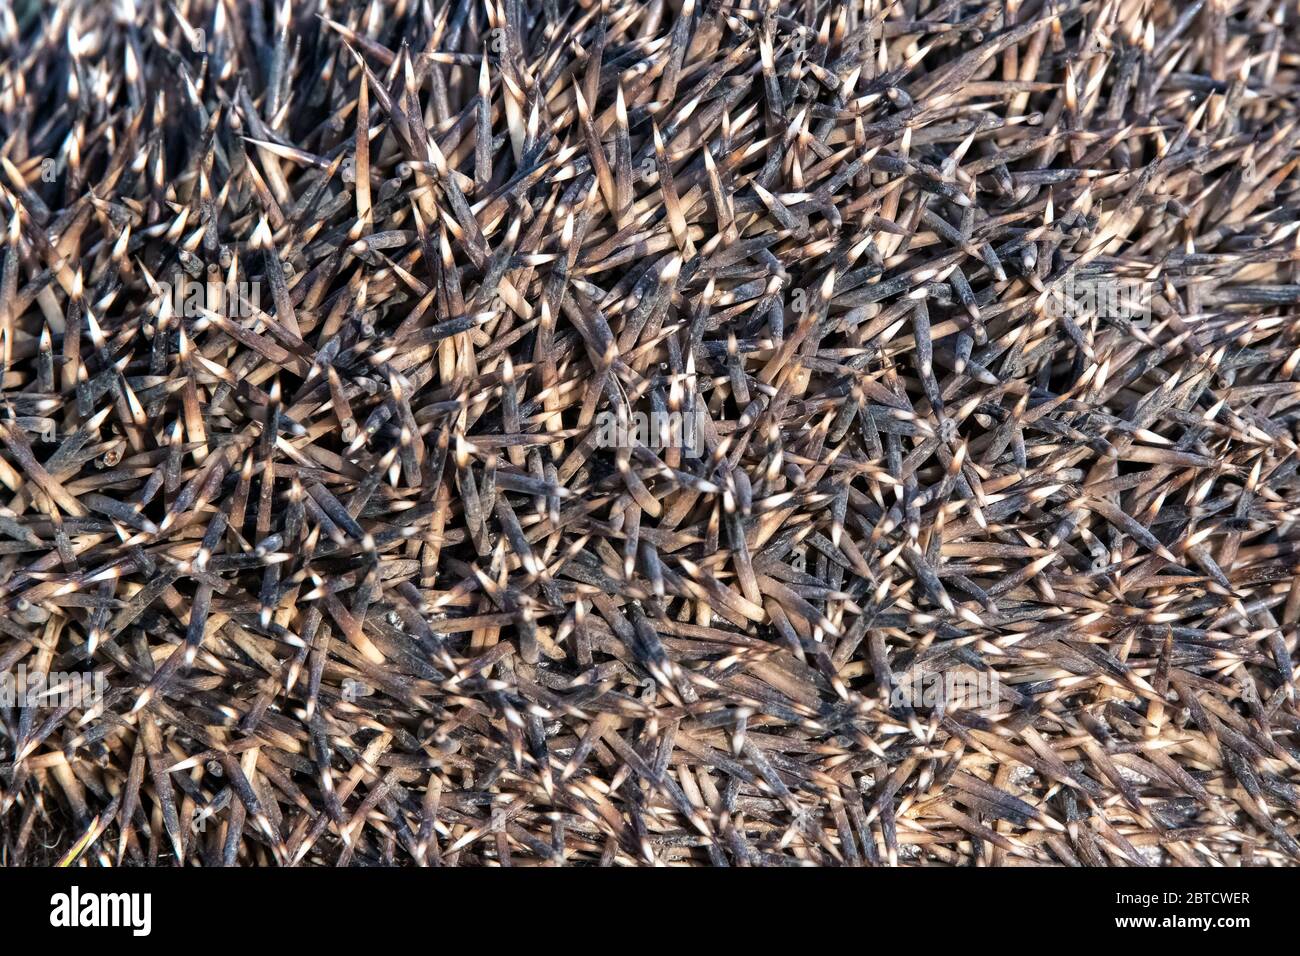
xmin=0 ymin=0 xmax=1298 ymax=866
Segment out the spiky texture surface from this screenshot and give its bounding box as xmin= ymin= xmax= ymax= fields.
xmin=0 ymin=0 xmax=1299 ymax=867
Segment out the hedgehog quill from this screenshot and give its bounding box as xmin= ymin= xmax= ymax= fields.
xmin=0 ymin=0 xmax=1298 ymax=868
